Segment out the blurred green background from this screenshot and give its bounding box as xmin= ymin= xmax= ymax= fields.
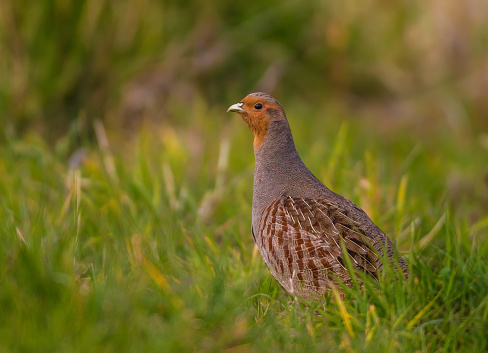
xmin=1 ymin=1 xmax=488 ymax=352
xmin=2 ymin=0 xmax=487 ymax=138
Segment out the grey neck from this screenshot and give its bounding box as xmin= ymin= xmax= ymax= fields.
xmin=251 ymin=120 xmax=329 ymax=227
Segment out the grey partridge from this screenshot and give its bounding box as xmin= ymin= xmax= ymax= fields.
xmin=228 ymin=92 xmax=408 ymax=301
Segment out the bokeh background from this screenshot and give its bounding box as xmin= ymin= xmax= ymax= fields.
xmin=1 ymin=1 xmax=488 ymax=352
xmin=2 ymin=0 xmax=487 ymax=137
xmin=2 ymin=0 xmax=487 ymax=221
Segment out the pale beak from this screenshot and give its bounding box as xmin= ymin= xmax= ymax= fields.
xmin=227 ymin=102 xmax=245 ymax=113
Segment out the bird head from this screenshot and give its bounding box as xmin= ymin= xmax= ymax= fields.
xmin=227 ymin=92 xmax=287 ymax=149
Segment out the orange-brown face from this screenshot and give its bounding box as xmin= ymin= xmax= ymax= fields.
xmin=227 ymin=92 xmax=286 ymax=149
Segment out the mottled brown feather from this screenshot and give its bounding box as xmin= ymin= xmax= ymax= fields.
xmin=255 ymin=196 xmax=383 ymax=300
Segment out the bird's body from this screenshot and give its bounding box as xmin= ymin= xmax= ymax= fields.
xmin=228 ymin=92 xmax=408 ymax=300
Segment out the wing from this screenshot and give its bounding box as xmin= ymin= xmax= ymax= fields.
xmin=256 ymin=196 xmax=380 ymax=299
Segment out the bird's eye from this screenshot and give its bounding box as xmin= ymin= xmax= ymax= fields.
xmin=254 ymin=103 xmax=263 ymax=110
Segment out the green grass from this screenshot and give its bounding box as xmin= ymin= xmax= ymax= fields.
xmin=1 ymin=106 xmax=487 ymax=352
